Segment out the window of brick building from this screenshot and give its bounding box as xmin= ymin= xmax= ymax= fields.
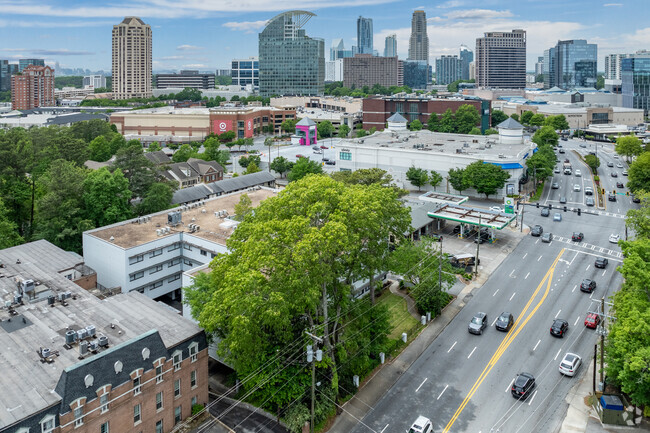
xmin=156 ymin=391 xmax=164 ymax=411
xmin=175 ymin=406 xmax=182 ymax=424
xmin=134 ymin=404 xmax=141 ymax=424
xmin=174 ymin=379 xmax=181 ymax=398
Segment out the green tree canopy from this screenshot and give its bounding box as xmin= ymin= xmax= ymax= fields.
xmin=287 ymin=157 xmax=323 ymax=182
xmin=427 ymin=112 xmax=440 ymax=131
xmin=238 ymin=154 xmax=261 ymax=169
xmin=627 ymin=151 xmax=650 ymax=193
xmin=429 ymin=170 xmax=443 ymax=191
xmin=270 ymin=156 xmax=293 ymax=178
xmin=89 ymin=136 xmax=112 ymax=162
xmin=490 ymin=110 xmax=508 ymax=128
xmin=468 ymin=127 xmax=482 ymax=135
xmin=439 ymin=109 xmax=457 ymax=133
xmin=584 ymin=154 xmax=600 ymax=173
xmin=532 ymin=125 xmax=559 ymax=147
xmin=526 ymin=144 xmax=556 ymax=182
xmin=147 ymin=142 xmax=162 ymax=152
xmin=409 ymin=119 xmax=423 ymax=131
xmin=0 ymin=197 xmax=24 ymax=249
xmin=338 ymin=124 xmax=351 ymax=138
xmin=529 ymin=113 xmax=546 ymax=127
xmin=520 ymin=111 xmax=534 ymax=125
xmin=136 ymin=182 xmax=174 ymax=216
xmin=405 ymin=166 xmax=429 ymax=191
xmin=172 ymin=144 xmax=193 ymax=163
xmin=70 ymin=119 xmax=115 ymax=143
xmin=448 ymin=167 xmax=470 ymax=194
xmin=510 ymin=113 xmax=520 ymax=121
xmin=83 ymin=167 xmax=133 ymax=227
xmin=112 ymin=144 xmax=157 ymax=198
xmin=318 ymin=120 xmax=334 ymax=138
xmin=245 ymin=162 xmax=261 ymax=174
xmin=464 ymin=161 xmax=510 ymax=198
xmin=626 ymin=191 xmax=650 ymax=238
xmin=544 ymin=114 xmax=569 ymax=131
xmin=233 ymin=193 xmax=253 ymax=222
xmin=616 ymin=135 xmax=643 ymax=161
xmin=281 ymin=118 xmax=298 ymax=133
xmin=454 ymin=104 xmax=481 ymax=134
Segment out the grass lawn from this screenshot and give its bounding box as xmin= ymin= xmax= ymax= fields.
xmin=377 ymin=291 xmax=420 ymax=340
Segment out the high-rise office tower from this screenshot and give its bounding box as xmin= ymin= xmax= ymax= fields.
xmin=384 ymin=34 xmax=397 ymax=58
xmin=605 ymin=53 xmax=630 ymax=80
xmin=436 ymin=55 xmax=462 ymax=85
xmin=11 ymin=65 xmax=54 ymax=110
xmin=408 ymin=11 xmax=429 ymax=62
xmin=0 ymin=60 xmax=10 ymax=92
xmin=459 ymin=45 xmax=473 ymax=80
xmin=231 ymin=57 xmax=259 ymax=89
xmin=475 ymin=29 xmax=526 ymax=89
xmin=357 ymin=16 xmax=373 ymax=55
xmin=535 ymin=56 xmax=544 ymax=77
xmin=18 ymin=58 xmax=45 ymax=72
xmin=622 ymin=51 xmax=650 ymax=116
xmin=330 ymin=39 xmax=353 ymax=61
xmin=546 ymin=40 xmax=597 ymax=89
xmin=258 ymin=10 xmax=324 ymax=97
xmin=112 ymin=16 xmax=152 ymax=99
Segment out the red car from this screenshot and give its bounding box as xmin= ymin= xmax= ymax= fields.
xmin=584 ymin=313 xmax=600 ymax=329
xmin=320 ymin=145 xmax=328 ymax=149
xmin=295 ymin=154 xmax=305 ymax=158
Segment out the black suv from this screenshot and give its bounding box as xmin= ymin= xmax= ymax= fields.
xmin=572 ymin=232 xmax=584 ymax=241
xmin=496 ymin=312 xmax=514 ymax=332
xmin=580 ymin=278 xmax=597 ymax=293
xmin=608 ymin=194 xmax=617 ymax=202
xmin=511 ymin=373 xmax=536 ymax=400
xmin=531 ymin=225 xmax=543 ymax=237
xmin=595 ymin=257 xmax=608 ymax=268
xmin=550 ymin=319 xmax=569 ymax=337
xmin=541 ymin=208 xmax=550 ymax=217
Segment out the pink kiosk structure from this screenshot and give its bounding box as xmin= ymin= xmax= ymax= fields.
xmin=293 ymin=117 xmax=318 ymax=146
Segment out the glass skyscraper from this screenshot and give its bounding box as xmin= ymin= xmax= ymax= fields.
xmin=622 ymin=53 xmax=650 ymax=116
xmin=258 ymin=11 xmax=325 ymax=97
xmin=548 ymin=40 xmax=597 ymax=89
xmin=384 ymin=34 xmax=397 ymax=58
xmin=357 ymin=16 xmax=373 ymax=55
xmin=436 ymin=56 xmax=462 ymax=85
xmin=459 ymin=45 xmax=473 ymax=80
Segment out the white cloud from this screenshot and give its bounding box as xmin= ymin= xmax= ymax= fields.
xmin=0 ymin=18 xmax=115 ymax=27
xmin=603 ymin=3 xmax=623 ymax=6
xmin=437 ymin=0 xmax=464 ymax=8
xmin=223 ymin=20 xmax=268 ymax=33
xmin=176 ymin=44 xmax=203 ymax=51
xmin=183 ymin=63 xmax=210 ymax=69
xmin=445 ymin=9 xmax=513 ymax=20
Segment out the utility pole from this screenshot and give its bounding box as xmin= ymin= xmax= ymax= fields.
xmin=475 ymin=214 xmax=481 ymax=278
xmin=305 ymin=331 xmax=323 ymax=433
xmin=438 ymin=236 xmax=443 ymax=292
xmin=520 ymin=202 xmax=525 ymax=233
xmin=600 ymin=297 xmax=606 ymax=385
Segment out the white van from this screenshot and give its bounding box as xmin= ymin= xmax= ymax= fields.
xmin=408 ymin=416 xmax=433 ymax=433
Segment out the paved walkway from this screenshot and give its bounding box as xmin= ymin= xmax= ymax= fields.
xmin=388 ymin=280 xmax=419 ymax=320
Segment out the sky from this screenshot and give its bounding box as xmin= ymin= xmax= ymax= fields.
xmin=0 ymin=0 xmax=648 ymax=74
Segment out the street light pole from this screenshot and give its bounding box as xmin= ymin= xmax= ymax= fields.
xmin=475 ymin=214 xmax=481 ymax=278
xmin=305 ymin=331 xmax=323 ymax=433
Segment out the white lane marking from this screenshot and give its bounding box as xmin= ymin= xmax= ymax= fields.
xmin=509 ymin=269 xmax=515 ymax=277
xmin=509 ymin=292 xmax=516 ymax=301
xmin=599 ymin=247 xmax=604 ymax=252
xmin=505 ymin=378 xmax=515 ymax=392
xmin=572 ymin=285 xmax=577 ymax=293
xmin=533 ymin=340 xmax=541 ymax=351
xmin=468 ymin=347 xmax=477 ymax=359
xmin=549 ymin=241 xmax=553 ymax=246
xmin=586 ymin=264 xmax=590 ymax=271
xmin=535 ymin=239 xmax=539 ymax=244
xmin=590 ymin=292 xmax=594 ymax=299
xmin=491 ymin=316 xmax=498 ymax=327
xmin=555 ymin=309 xmax=561 ymax=319
xmin=416 ymin=378 xmax=428 ymax=392
xmin=524 ymin=272 xmax=530 ymax=280
xmin=493 ymin=289 xmax=499 ymax=297
xmin=554 ymin=349 xmax=562 ymax=361
xmin=523 ymin=253 xmax=528 ymax=259
xmin=538 ymin=255 xmax=543 ymax=261
xmin=447 ymin=341 xmax=456 ymax=353
xmin=437 ymin=384 xmax=449 ymax=400
xmin=574 ymin=316 xmax=580 ymax=326
xmin=528 ymin=390 xmax=538 ymax=406
xmin=380 ymin=424 xmax=389 ymax=433
xmin=602 ymin=269 xmax=607 ymax=276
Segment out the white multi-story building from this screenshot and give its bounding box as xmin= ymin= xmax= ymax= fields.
xmin=325 ymin=59 xmax=344 ymax=82
xmin=83 ymin=74 xmax=106 ymax=89
xmin=83 ymin=188 xmax=277 ymax=305
xmin=604 ymin=54 xmax=629 ymax=80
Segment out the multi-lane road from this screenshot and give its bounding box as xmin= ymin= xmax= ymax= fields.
xmin=350 ymin=138 xmax=637 ymax=433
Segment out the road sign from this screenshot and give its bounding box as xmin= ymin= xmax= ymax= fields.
xmin=504 ymin=197 xmax=515 ymax=214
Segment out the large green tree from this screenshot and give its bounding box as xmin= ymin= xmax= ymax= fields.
xmin=203 ymin=136 xmax=230 ymax=168
xmin=427 ymin=112 xmax=440 ymax=132
xmin=529 ymin=113 xmax=546 ymax=127
xmin=526 ymin=144 xmax=556 ymax=183
xmin=544 ymin=114 xmax=569 ymax=131
xmin=70 ymin=119 xmax=115 ymax=143
xmin=281 ymin=118 xmax=298 ymax=133
xmin=626 ymin=191 xmax=650 ymax=239
xmin=83 ymin=167 xmax=133 ymax=227
xmin=429 ymin=170 xmax=443 ymax=191
xmin=270 ymin=156 xmax=292 ymax=178
xmin=532 ymin=125 xmax=559 ymax=147
xmin=584 ymin=154 xmax=600 ymax=173
xmin=0 ymin=197 xmax=24 ymax=249
xmin=136 ymin=182 xmax=174 ymax=216
xmin=438 ymin=109 xmax=457 ymax=133
xmin=238 ymin=154 xmax=261 ymax=169
xmin=464 ymin=161 xmax=510 ymax=198
xmin=89 ymin=136 xmax=112 ymax=162
xmin=318 ymin=120 xmax=334 ymax=138
xmin=287 ymin=157 xmax=323 ymax=182
xmin=112 ymin=145 xmax=157 ymax=198
xmin=627 ymin=151 xmax=650 ymax=193
xmin=448 ymin=167 xmax=470 ymax=194
xmin=338 ymin=124 xmax=351 ymax=138
xmin=616 ymin=135 xmax=643 ymax=161
xmin=490 ymin=110 xmax=508 ymax=128
xmin=454 ymin=104 xmax=481 ymax=134
xmin=520 ymin=111 xmax=534 ymax=125
xmin=172 ymin=144 xmax=193 ymax=163
xmin=409 ymin=119 xmax=423 ymax=131
xmin=405 ymin=166 xmax=429 ymax=191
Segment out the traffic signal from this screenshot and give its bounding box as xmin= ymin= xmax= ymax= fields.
xmin=613 ymin=190 xmax=616 ymax=195
xmin=548 ymin=204 xmax=553 ymax=209
xmin=536 ymin=203 xmax=539 ymax=208
xmin=564 ymin=206 xmax=567 ymax=212
xmin=626 ymin=191 xmax=629 ymax=196
xmin=577 ymin=208 xmax=581 ymax=216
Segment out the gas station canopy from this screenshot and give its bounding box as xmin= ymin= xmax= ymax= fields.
xmin=427 ymin=204 xmax=517 ymax=230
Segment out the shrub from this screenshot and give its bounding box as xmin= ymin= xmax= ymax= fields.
xmin=191 ymin=404 xmax=204 ymax=415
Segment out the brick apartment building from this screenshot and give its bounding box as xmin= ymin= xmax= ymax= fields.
xmin=10 ymin=65 xmax=55 ymax=110
xmin=209 ymin=106 xmax=295 ymax=138
xmin=362 ymin=96 xmax=490 ymax=131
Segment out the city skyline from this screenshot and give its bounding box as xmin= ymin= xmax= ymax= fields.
xmin=0 ymin=0 xmax=648 ymax=73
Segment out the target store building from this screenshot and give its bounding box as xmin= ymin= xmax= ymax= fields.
xmin=209 ymin=106 xmax=296 ymax=139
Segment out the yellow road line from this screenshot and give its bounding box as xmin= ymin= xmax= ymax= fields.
xmin=442 ymin=249 xmax=565 ymax=433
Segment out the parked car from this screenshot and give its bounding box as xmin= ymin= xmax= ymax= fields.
xmin=296 ymin=154 xmax=305 ymax=158
xmin=616 ymin=163 xmax=623 ymax=168
xmin=320 ymin=145 xmax=328 ymax=149
xmin=490 ymin=206 xmax=502 ymax=212
xmin=550 ymin=319 xmax=569 ymax=337
xmin=561 ymin=137 xmax=568 ymax=141
xmin=495 ymin=312 xmax=514 ymax=332
xmin=541 ymin=208 xmax=550 ymax=217
xmin=408 ymin=416 xmax=433 ymax=433
xmin=511 ymin=372 xmax=536 ymax=400
xmin=595 ymin=257 xmax=608 ymax=268
xmin=551 ymin=182 xmax=559 ymax=189
xmin=609 ymin=234 xmax=620 ymax=243
xmin=541 ymin=232 xmax=553 ymax=243
xmin=468 ymin=312 xmax=488 ymax=335
xmin=311 ymin=146 xmax=319 ymax=151
xmin=559 ymin=353 xmax=582 ymax=377
xmin=632 ymin=195 xmax=641 ymax=203
xmin=313 ymin=149 xmax=322 ymax=154
xmin=554 ymin=167 xmax=561 ymax=173
xmin=553 ymin=213 xmax=562 ymax=222
xmin=584 ymin=187 xmax=593 ymax=196
xmin=531 ymin=225 xmax=543 ymax=236
xmin=572 ymin=232 xmax=584 ymax=241
xmin=580 ymin=278 xmax=597 ymax=293
xmin=579 ymin=143 xmax=587 ymax=148
xmin=325 ymin=160 xmax=336 ymax=165
xmin=584 ymin=312 xmax=600 ymax=329
xmin=559 ymin=148 xmax=566 ymax=154
xmin=586 ymin=197 xmax=595 ymax=206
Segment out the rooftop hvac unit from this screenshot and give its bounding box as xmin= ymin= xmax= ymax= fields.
xmin=58 ymin=293 xmax=65 ymax=302
xmin=79 ymin=341 xmax=88 ymax=355
xmin=195 ymin=225 xmax=200 ymax=232
xmin=191 ymin=217 xmax=196 ymax=222
xmin=98 ymin=335 xmax=109 ymax=347
xmin=168 ymin=211 xmax=182 ymax=226
xmin=65 ymin=330 xmax=77 ymax=344
xmin=463 ymin=143 xmax=469 ymax=147
xmin=77 ymin=328 xmax=88 ymax=340
xmin=88 ymin=341 xmax=98 ymax=351
xmin=86 ymin=325 xmax=96 ymax=337
xmin=13 ymin=293 xmax=22 ymax=305
xmin=19 ymin=279 xmax=35 ymax=293
xmin=202 ymin=209 xmax=207 ymax=213
xmin=48 ymin=295 xmax=56 ymax=306
xmin=64 ymin=291 xmax=72 ymax=299
xmin=4 ymin=300 xmax=11 ymax=308
xmin=41 ymin=347 xmax=50 ymax=358
xmin=156 ymin=229 xmax=162 ymax=236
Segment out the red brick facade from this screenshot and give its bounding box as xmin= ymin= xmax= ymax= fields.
xmin=209 ymin=108 xmax=295 ymax=138
xmin=11 ymin=65 xmax=55 ymax=110
xmin=362 ymin=97 xmax=484 ymax=130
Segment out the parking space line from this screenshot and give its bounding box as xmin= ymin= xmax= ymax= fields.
xmin=602 ymin=269 xmax=607 ymax=276
xmin=524 ymin=272 xmax=530 ymax=280
xmin=554 ymin=349 xmax=562 ymax=360
xmin=437 ymin=384 xmax=449 ymax=400
xmin=380 ymin=424 xmax=389 ymax=433
xmin=522 ymin=253 xmax=528 ymax=259
xmin=533 ymin=340 xmax=541 ymax=351
xmin=555 ymin=309 xmax=561 ymax=319
xmin=572 ymin=285 xmax=577 ymax=293
xmin=447 ymin=341 xmax=456 ymax=353
xmin=416 ymin=378 xmax=428 ymax=392
xmin=538 ymin=255 xmax=543 ymax=261
xmin=586 ymin=265 xmax=590 ymax=271
xmin=574 ymin=316 xmax=580 ymax=326
xmin=493 ymin=289 xmax=499 ymax=297
xmin=505 ymin=378 xmax=514 ymax=393
xmin=468 ymin=347 xmax=477 ymax=359
xmin=509 ymin=292 xmax=516 ymax=301
xmin=491 ymin=316 xmax=498 ymax=326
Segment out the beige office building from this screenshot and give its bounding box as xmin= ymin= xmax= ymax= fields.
xmin=343 ymin=54 xmax=400 ymax=89
xmin=112 ymin=16 xmax=152 ymax=99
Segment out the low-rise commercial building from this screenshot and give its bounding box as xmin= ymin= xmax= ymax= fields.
xmin=0 ymin=240 xmax=208 ymax=433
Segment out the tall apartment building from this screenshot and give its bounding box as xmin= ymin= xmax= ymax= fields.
xmin=535 ymin=56 xmax=544 ymax=77
xmin=325 ymin=59 xmax=344 ymax=82
xmin=475 ymin=29 xmax=526 ymax=89
xmin=545 ymin=39 xmax=597 ymax=89
xmin=343 ymin=54 xmax=400 ymax=88
xmin=622 ymin=51 xmax=650 ymax=115
xmin=605 ymin=53 xmax=630 ymax=80
xmin=112 ymin=16 xmax=152 ymax=99
xmin=408 ymin=10 xmax=429 ymax=62
xmin=0 ymin=240 xmax=208 ymax=433
xmin=459 ymin=45 xmax=473 ymax=80
xmin=0 ymin=59 xmax=10 ymax=91
xmin=83 ymin=74 xmax=107 ymax=88
xmin=231 ymin=57 xmax=259 ymax=89
xmin=357 ymin=16 xmax=373 ymax=55
xmin=436 ymin=55 xmax=462 ymax=85
xmin=11 ymin=65 xmax=55 ymax=110
xmin=156 ymin=70 xmax=215 ymax=89
xmin=18 ymin=58 xmax=45 ymax=72
xmin=384 ymin=34 xmax=397 ymax=58
xmin=259 ymin=10 xmax=324 ymax=97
